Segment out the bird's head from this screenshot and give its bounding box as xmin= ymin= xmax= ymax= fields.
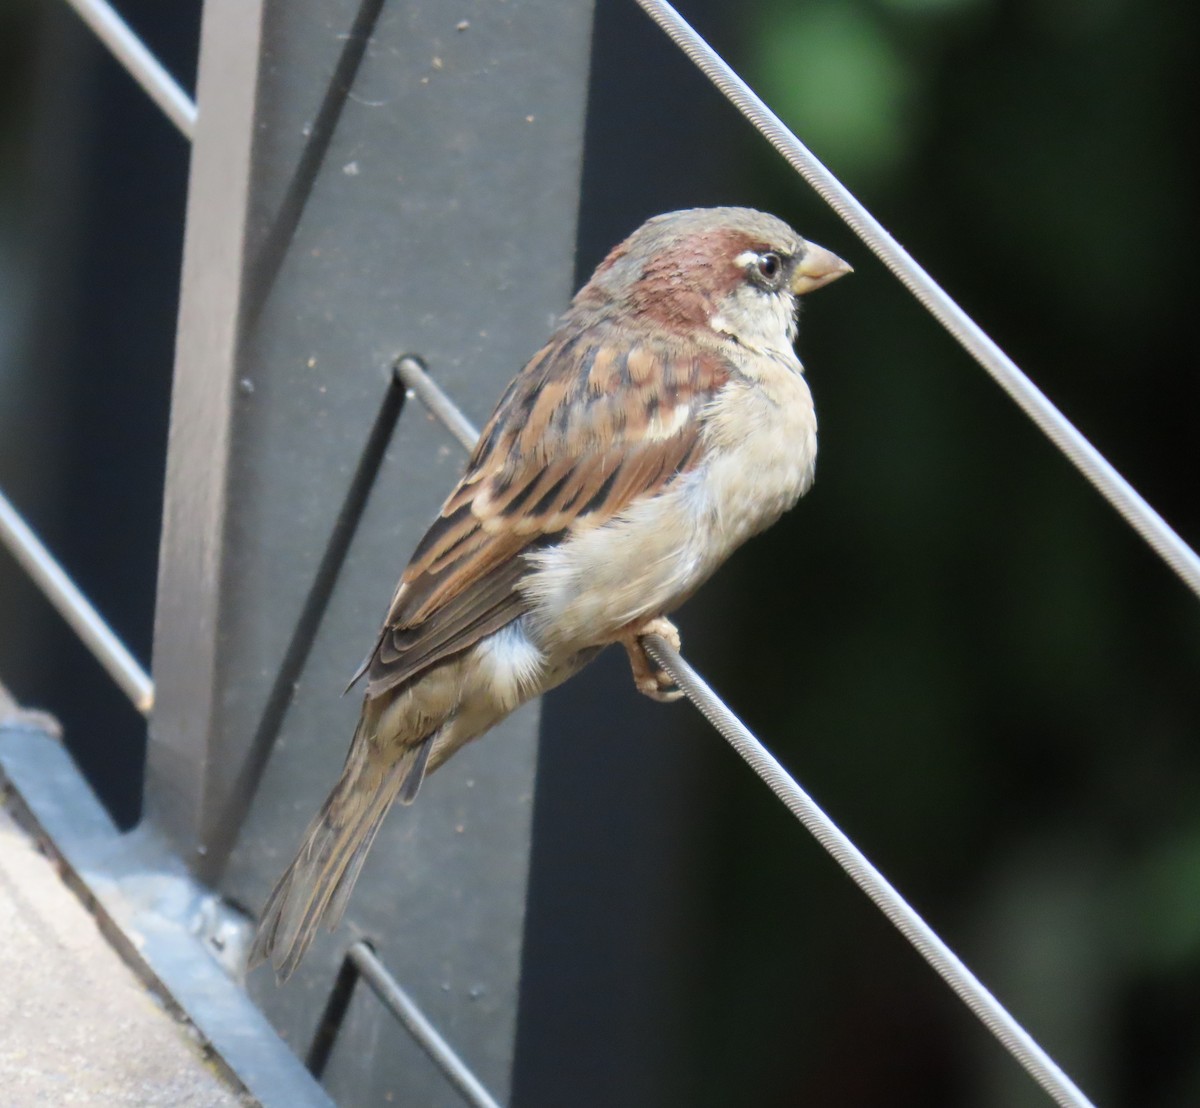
xmin=576 ymin=206 xmax=851 ymax=357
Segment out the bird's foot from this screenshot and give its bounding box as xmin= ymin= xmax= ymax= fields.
xmin=621 ymin=617 xmax=684 ymax=703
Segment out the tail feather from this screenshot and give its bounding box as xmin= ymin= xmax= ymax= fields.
xmin=399 ymin=732 xmax=434 ymax=805
xmin=248 ymin=728 xmax=434 ymax=982
xmin=324 ymin=732 xmax=434 ymax=927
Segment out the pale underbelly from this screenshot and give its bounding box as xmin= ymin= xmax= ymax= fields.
xmin=520 ymin=415 xmax=815 ymax=653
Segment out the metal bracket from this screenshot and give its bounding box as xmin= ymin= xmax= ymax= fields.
xmin=0 ymin=718 xmax=333 ymax=1108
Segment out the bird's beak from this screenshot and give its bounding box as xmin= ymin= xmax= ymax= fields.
xmin=790 ymin=243 xmax=853 ymax=295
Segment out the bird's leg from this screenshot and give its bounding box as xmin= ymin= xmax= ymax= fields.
xmin=620 ymin=616 xmax=685 ymax=703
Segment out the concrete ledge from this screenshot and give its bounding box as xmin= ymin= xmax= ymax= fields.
xmin=0 ymin=800 xmax=247 ymax=1106
xmin=0 ymin=721 xmax=333 ymax=1108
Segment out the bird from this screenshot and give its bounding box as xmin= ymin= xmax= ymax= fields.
xmin=249 ymin=206 xmax=851 ymax=980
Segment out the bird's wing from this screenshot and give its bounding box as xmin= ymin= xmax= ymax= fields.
xmin=359 ymin=326 xmax=733 ymax=698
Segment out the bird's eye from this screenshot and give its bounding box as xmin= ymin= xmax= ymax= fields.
xmin=756 ymin=251 xmax=782 ymax=283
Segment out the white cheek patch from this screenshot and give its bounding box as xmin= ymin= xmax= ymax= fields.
xmin=709 ymin=286 xmax=798 ymax=359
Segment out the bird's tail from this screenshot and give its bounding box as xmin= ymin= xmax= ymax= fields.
xmin=248 ymin=714 xmax=434 ymax=982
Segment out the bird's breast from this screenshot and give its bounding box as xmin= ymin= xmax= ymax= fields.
xmin=699 ymin=367 xmax=818 ymax=551
xmin=521 ymin=366 xmax=816 ymax=653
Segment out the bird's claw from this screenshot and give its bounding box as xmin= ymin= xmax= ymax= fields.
xmin=622 ymin=617 xmax=685 ymax=703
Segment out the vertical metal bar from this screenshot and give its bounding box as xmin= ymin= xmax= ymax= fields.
xmin=146 ymin=2 xmax=595 ymax=1102
xmin=145 ymin=0 xmax=265 ymax=855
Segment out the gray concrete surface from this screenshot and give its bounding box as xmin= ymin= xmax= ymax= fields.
xmin=0 ymin=802 xmax=249 ymax=1107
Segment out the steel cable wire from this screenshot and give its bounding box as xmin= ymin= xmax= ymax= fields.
xmin=24 ymin=7 xmax=1164 ymax=1101
xmin=642 ymin=634 xmax=1095 ymax=1108
xmin=397 ymin=360 xmax=1095 ymax=1108
xmin=634 ymin=0 xmax=1200 ymax=603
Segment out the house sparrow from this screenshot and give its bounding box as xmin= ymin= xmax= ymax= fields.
xmin=250 ymin=206 xmax=850 ymax=980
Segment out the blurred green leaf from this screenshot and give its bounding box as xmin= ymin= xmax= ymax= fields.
xmin=754 ymin=1 xmax=917 ymax=180
xmin=1130 ymin=826 xmax=1200 ymax=969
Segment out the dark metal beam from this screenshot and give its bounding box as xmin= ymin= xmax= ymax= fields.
xmin=147 ymin=2 xmax=596 ymax=1101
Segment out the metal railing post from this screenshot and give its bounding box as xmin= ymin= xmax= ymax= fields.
xmin=146 ymin=0 xmax=265 ymax=861
xmin=146 ymin=2 xmax=596 ymax=1102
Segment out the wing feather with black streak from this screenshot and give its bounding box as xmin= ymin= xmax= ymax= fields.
xmin=357 ymin=324 xmax=732 ymax=699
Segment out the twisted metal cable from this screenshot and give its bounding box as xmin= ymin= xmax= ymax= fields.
xmin=62 ymin=0 xmax=196 ymax=139
xmin=634 ymin=0 xmax=1200 ymax=603
xmin=398 ymin=363 xmax=1095 ymax=1108
xmin=642 ymin=635 xmax=1094 ymax=1108
xmin=27 ymin=7 xmax=1139 ymax=1098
